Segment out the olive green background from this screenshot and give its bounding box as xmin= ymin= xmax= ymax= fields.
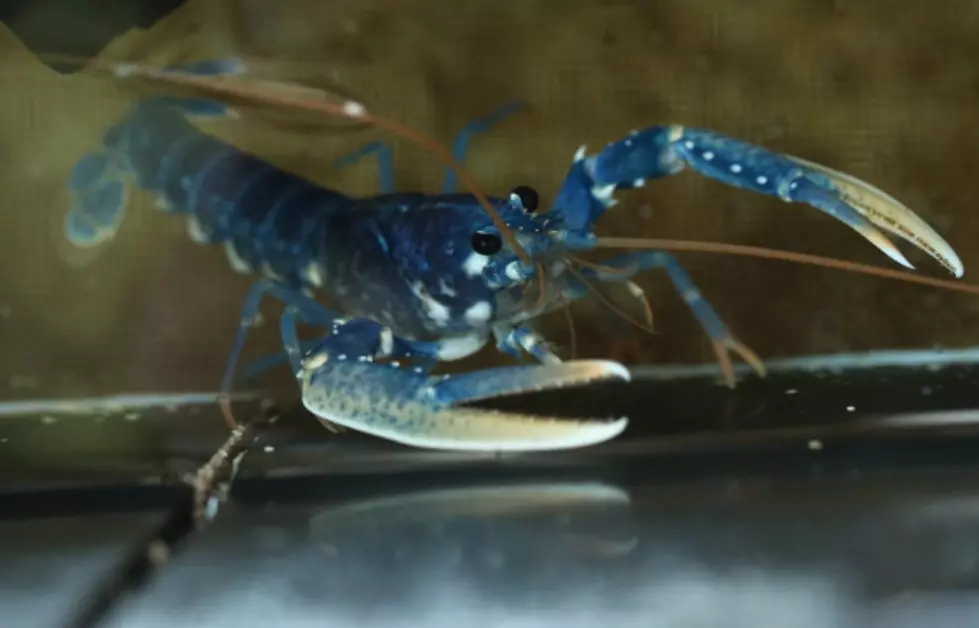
xmin=2 ymin=0 xmax=978 ymax=402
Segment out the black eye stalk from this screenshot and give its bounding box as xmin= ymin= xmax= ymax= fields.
xmin=510 ymin=185 xmax=539 ymax=214
xmin=470 ymin=232 xmax=503 ymax=256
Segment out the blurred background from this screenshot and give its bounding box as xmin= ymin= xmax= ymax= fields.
xmin=2 ymin=0 xmax=978 ymax=402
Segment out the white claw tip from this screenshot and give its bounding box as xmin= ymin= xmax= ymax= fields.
xmin=888 ymin=248 xmax=916 ymax=272
xmin=950 ymin=260 xmax=965 ymax=279
xmin=597 ymin=360 xmax=632 ymax=383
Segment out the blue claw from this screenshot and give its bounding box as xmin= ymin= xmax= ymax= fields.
xmin=551 ymin=125 xmax=962 ymax=277
xmin=301 ymin=357 xmax=630 ymax=451
xmin=291 ymin=317 xmax=629 ymax=451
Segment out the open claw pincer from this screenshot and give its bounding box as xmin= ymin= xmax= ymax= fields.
xmin=300 ymin=355 xmax=630 ymax=452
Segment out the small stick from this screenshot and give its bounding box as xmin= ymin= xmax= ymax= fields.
xmin=182 ymin=404 xmax=279 ymax=526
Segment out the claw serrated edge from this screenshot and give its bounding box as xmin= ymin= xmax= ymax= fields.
xmin=788 ymin=155 xmax=963 ymax=277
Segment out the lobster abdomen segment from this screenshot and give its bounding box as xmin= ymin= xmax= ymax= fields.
xmin=66 ymin=98 xmax=352 ymax=289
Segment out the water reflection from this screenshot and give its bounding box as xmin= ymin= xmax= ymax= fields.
xmin=305 ymin=481 xmax=637 ymax=602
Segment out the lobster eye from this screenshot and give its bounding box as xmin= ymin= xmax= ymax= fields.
xmin=510 ymin=185 xmax=539 ymax=213
xmin=470 ymin=232 xmax=503 ymax=256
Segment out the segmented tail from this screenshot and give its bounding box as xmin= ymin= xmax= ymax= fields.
xmin=63 ymin=58 xmax=246 ymax=248
xmin=64 ymin=141 xmax=131 ymax=247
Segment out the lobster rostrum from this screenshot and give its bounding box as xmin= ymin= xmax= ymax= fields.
xmin=63 ymin=59 xmax=963 ymax=451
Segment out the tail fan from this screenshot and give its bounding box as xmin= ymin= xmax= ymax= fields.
xmin=64 ymin=147 xmax=131 ymax=247
xmin=62 ymin=58 xmax=246 ymax=248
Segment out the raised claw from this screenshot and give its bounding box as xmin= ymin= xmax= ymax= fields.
xmin=550 ymin=125 xmax=963 ymax=277
xmin=300 ymin=358 xmax=630 ymax=451
xmin=783 ymin=154 xmax=962 ymax=277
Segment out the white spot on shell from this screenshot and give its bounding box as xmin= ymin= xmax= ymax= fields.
xmin=730 ymin=164 xmax=742 ymax=173
xmin=411 ymin=281 xmax=450 ymax=324
xmin=464 ymin=301 xmax=492 ymax=325
xmin=702 ymin=151 xmax=715 ymax=161
xmin=518 ymin=333 xmax=540 ymax=351
xmin=591 ymin=183 xmax=616 ymax=204
xmin=505 ymin=261 xmax=523 ymax=281
xmin=303 ymin=262 xmax=325 ymax=288
xmin=260 ymin=262 xmax=281 ymax=282
xmin=187 ymin=217 xmax=208 ymax=243
xmin=436 ymin=334 xmax=487 ymax=361
xmin=224 ymin=242 xmax=250 ymax=273
xmin=438 ymin=279 xmax=457 ymax=297
xmin=303 ymin=352 xmax=329 ymax=371
xmin=462 ymin=252 xmax=490 ymax=278
xmin=379 ymin=327 xmax=394 ymax=356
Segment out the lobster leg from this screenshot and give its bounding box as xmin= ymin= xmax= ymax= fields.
xmin=492 ymin=251 xmax=762 ymax=386
xmin=241 ymin=312 xmax=458 ymax=382
xmin=220 ymin=279 xmax=343 ymax=394
xmin=241 ymin=339 xmax=322 ymax=382
xmin=289 ymin=315 xmax=629 ymax=451
xmin=439 ymin=101 xmax=524 ymax=193
xmin=332 ymin=142 xmax=396 ymax=193
xmin=224 ymin=279 xmax=446 ymax=387
xmin=552 ymin=126 xmax=963 ymax=277
xmin=578 ymin=251 xmax=763 ymax=386
xmin=330 ymin=102 xmax=524 ymax=194
xmin=493 ymin=326 xmax=562 ymax=364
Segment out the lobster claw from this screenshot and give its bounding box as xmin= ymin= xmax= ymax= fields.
xmin=551 ymin=125 xmax=963 ymax=278
xmin=301 ymin=359 xmax=630 ymax=451
xmin=781 ymin=154 xmax=963 ymax=277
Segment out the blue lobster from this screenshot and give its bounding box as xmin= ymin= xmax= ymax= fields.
xmin=63 ymin=59 xmax=963 ymax=451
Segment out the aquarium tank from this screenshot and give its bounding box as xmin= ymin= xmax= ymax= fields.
xmin=2 ymin=1 xmax=979 ymax=626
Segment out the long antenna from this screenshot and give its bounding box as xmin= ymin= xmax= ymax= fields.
xmin=595 ymin=237 xmax=979 ymax=295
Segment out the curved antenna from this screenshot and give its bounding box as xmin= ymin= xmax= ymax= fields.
xmin=595 ymin=237 xmax=979 ymax=296
xmin=35 ymin=52 xmax=533 ymax=265
xmin=564 ymin=263 xmax=657 ymax=335
xmin=566 ymin=254 xmax=655 ymax=328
